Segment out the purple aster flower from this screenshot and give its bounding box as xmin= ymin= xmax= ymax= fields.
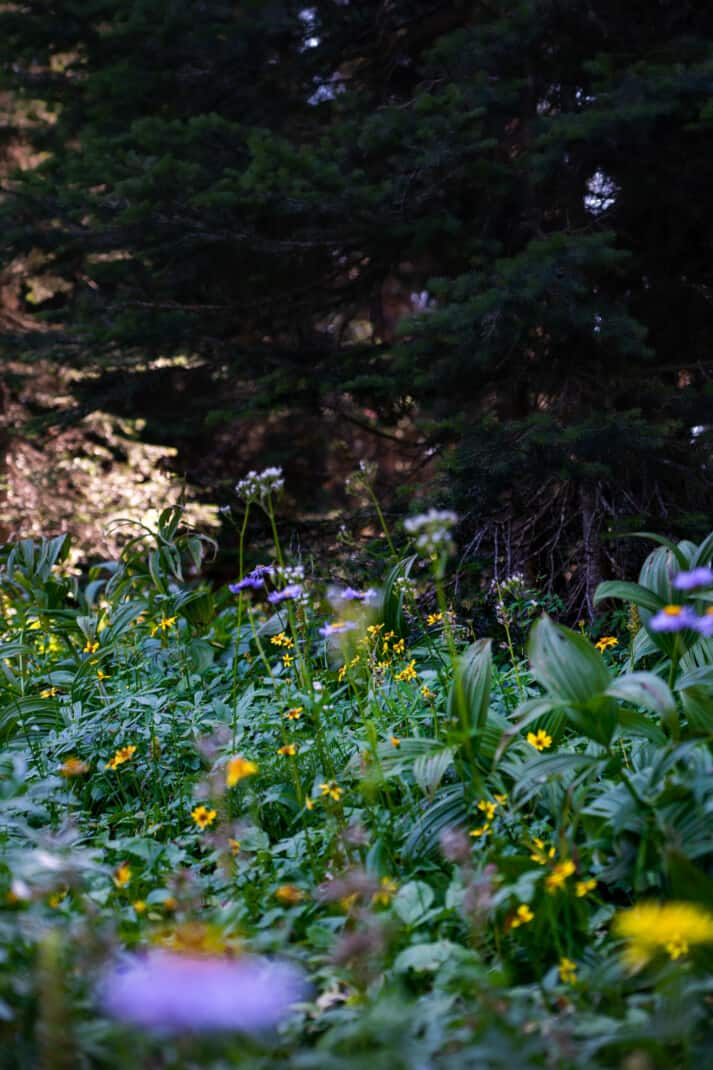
xmin=673 ymin=567 xmax=713 ymax=590
xmin=648 ymin=605 xmax=699 ymax=631
xmin=693 ymin=611 xmax=713 ymax=637
xmin=319 ymin=621 xmax=358 ymax=638
xmin=100 ymin=950 xmax=306 ymax=1034
xmin=267 ymin=584 xmax=303 ymax=605
xmin=340 ymin=586 xmax=367 ymax=601
xmin=229 ymin=576 xmax=264 ymax=593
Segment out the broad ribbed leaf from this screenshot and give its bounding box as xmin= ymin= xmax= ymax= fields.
xmin=446 ymin=638 xmax=492 ymax=740
xmin=593 ymin=581 xmax=663 ymax=615
xmin=529 ymin=615 xmax=610 ymax=704
xmin=605 ymin=672 xmax=676 ymax=719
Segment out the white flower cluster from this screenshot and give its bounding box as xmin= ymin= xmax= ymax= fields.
xmin=235 ymin=466 xmax=285 ymax=503
xmin=273 ymin=563 xmax=309 ymax=606
xmin=403 ymin=509 xmax=458 ymax=556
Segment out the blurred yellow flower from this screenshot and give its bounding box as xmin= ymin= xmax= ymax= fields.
xmin=395 ymin=659 xmax=418 ymax=682
xmin=59 ymin=756 xmax=90 ymax=778
xmin=426 ymin=613 xmax=443 ymax=625
xmin=477 ymin=799 xmax=497 ymax=821
xmin=529 ymin=838 xmax=555 ymax=865
xmin=270 ymin=632 xmax=293 ymax=648
xmin=284 ymin=706 xmax=303 ymax=721
xmin=113 ymin=864 xmax=132 ymax=888
xmin=319 ymin=780 xmax=342 ymax=801
xmin=510 ymin=903 xmax=534 ymax=928
xmin=545 ymin=859 xmax=576 ymax=894
xmin=559 ymin=957 xmax=577 ymax=984
xmin=469 ymin=824 xmax=490 ymax=838
xmin=83 ymin=639 xmax=100 ymax=654
xmin=150 ymin=616 xmax=177 ymax=637
xmin=40 ymin=686 xmax=59 ymax=699
xmin=390 ymin=735 xmax=401 ymax=748
xmin=225 ymin=755 xmax=258 ymax=787
xmin=275 ymin=884 xmax=305 ymax=905
xmin=373 ymin=877 xmax=398 ymax=906
xmin=595 ymin=635 xmax=618 ymax=652
xmin=614 ymin=901 xmax=713 ymax=967
xmin=576 ymin=879 xmax=597 ymax=898
xmin=277 ymin=743 xmax=297 ymax=757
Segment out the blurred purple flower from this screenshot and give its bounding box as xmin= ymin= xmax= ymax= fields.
xmin=649 ymin=605 xmax=699 ymax=631
xmin=229 ymin=576 xmax=264 ymax=593
xmin=267 ymin=584 xmax=303 ymax=605
xmin=100 ymin=950 xmax=305 ymax=1034
xmin=319 ymin=621 xmax=358 ymax=638
xmin=694 ymin=611 xmax=713 ymax=637
xmin=340 ymin=587 xmax=368 ymax=601
xmin=673 ymin=567 xmax=713 ymax=590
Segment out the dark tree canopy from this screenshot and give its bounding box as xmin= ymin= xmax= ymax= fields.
xmin=1 ymin=1 xmax=713 ymax=609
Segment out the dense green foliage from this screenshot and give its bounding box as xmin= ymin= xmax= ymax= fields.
xmin=4 ymin=481 xmax=713 ymax=1066
xmin=1 ymin=2 xmax=713 ymax=599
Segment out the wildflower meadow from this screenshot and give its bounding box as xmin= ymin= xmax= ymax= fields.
xmin=4 ymin=468 xmax=713 ymax=1069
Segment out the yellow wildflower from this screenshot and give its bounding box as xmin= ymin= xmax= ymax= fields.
xmin=277 ymin=743 xmax=297 ymax=757
xmin=510 ymin=903 xmax=534 ymax=928
xmin=150 ymin=616 xmax=177 ymax=637
xmin=133 ymin=900 xmax=147 ymax=914
xmin=426 ymin=613 xmax=443 ymax=626
xmin=275 ymin=884 xmax=305 ymax=905
xmin=469 ymin=824 xmax=491 ymax=838
xmin=529 ymin=838 xmax=554 ymax=865
xmin=319 ymin=780 xmax=343 ymax=801
xmin=338 ymin=664 xmax=348 ymax=682
xmin=367 ymin=624 xmax=384 ymax=636
xmin=48 ymin=889 xmax=68 ymax=909
xmin=545 ymin=859 xmax=576 ymax=894
xmin=395 ymin=659 xmax=418 ymax=682
xmin=421 ymin=685 xmax=436 ymax=701
xmin=113 ymin=863 xmax=132 ymax=889
xmin=613 ymin=901 xmax=713 ymax=968
xmin=373 ymin=877 xmax=398 ymax=906
xmin=390 ymin=735 xmax=401 ymax=748
xmin=305 ymin=796 xmax=314 ymax=811
xmin=595 ymin=635 xmax=618 ymax=652
xmin=392 ymin=638 xmax=406 ymax=655
xmin=59 ymin=756 xmax=90 ymax=777
xmin=559 ymin=957 xmax=577 ymax=984
xmin=282 ymin=652 xmax=295 ymax=668
xmin=96 ymin=669 xmax=110 ymax=681
xmin=83 ymin=639 xmax=100 ymax=654
xmin=527 ymin=729 xmax=552 ymax=751
xmin=270 ymin=632 xmax=293 ymax=648
xmin=494 ymin=793 xmax=508 ymax=805
xmin=191 ymin=804 xmax=217 ymax=830
xmin=228 ymin=838 xmax=241 ymax=855
xmin=105 ymin=745 xmax=137 ymax=771
xmin=576 ymin=878 xmax=597 ymax=898
xmin=225 ymin=755 xmax=258 ymax=787
xmin=477 ymin=799 xmax=497 ymax=821
xmin=285 ymin=706 xmax=303 ymax=720
xmin=40 ymin=686 xmax=59 ymax=699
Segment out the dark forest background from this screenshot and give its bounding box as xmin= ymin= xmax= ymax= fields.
xmin=1 ymin=0 xmax=712 ymax=615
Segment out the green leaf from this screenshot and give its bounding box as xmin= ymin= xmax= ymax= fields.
xmin=593 ymin=581 xmax=664 ymax=615
xmin=529 ymin=615 xmax=610 ymax=704
xmin=605 ymin=671 xmax=676 ymax=719
xmin=393 ymin=940 xmax=462 ymax=974
xmin=393 ymin=881 xmax=435 ymax=926
xmin=412 ymin=747 xmax=455 ymax=795
xmin=446 ymin=638 xmax=492 ymax=743
xmin=381 ymin=555 xmax=416 ymax=637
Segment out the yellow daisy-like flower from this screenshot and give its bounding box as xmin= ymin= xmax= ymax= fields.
xmin=285 ymin=706 xmax=303 ymax=720
xmin=595 ymin=635 xmax=618 ymax=652
xmin=96 ymin=669 xmax=110 ymax=681
xmin=426 ymin=612 xmax=443 ymax=625
xmin=527 ymin=729 xmax=552 ymax=751
xmin=494 ymin=793 xmax=508 ymax=805
xmin=421 ymin=685 xmax=436 ymax=701
xmin=113 ymin=863 xmax=132 ymax=889
xmin=613 ymin=901 xmax=713 ymax=968
xmin=59 ymin=756 xmax=90 ymax=777
xmin=469 ymin=823 xmax=491 ymax=838
xmin=105 ymin=745 xmax=137 ymax=771
xmin=40 ymin=686 xmax=59 ymax=699
xmin=83 ymin=639 xmax=100 ymax=654
xmin=576 ymin=878 xmax=597 ymax=898
xmin=390 ymin=735 xmax=401 ymax=748
xmin=277 ymin=743 xmax=297 ymax=757
xmin=392 ymin=637 xmax=406 ymax=655
xmin=510 ymin=903 xmax=534 ymax=928
xmin=395 ymin=659 xmax=418 ymax=682
xmin=150 ymin=616 xmax=177 ymax=637
xmin=282 ymin=652 xmax=295 ymax=668
xmin=545 ymin=859 xmax=576 ymax=894
xmin=305 ymin=796 xmax=314 ymax=811
xmin=529 ymin=838 xmax=556 ymax=865
xmin=477 ymin=799 xmax=497 ymax=821
xmin=319 ymin=780 xmax=343 ymax=801
xmin=275 ymin=884 xmax=305 ymax=905
xmin=228 ymin=838 xmax=241 ymax=855
xmin=191 ymin=804 xmax=217 ymax=830
xmin=559 ymin=956 xmax=577 ymax=984
xmin=225 ymin=755 xmax=258 ymax=787
xmin=132 ymin=900 xmax=147 ymax=914
xmin=270 ymin=632 xmax=293 ymax=648
xmin=373 ymin=877 xmax=398 ymax=906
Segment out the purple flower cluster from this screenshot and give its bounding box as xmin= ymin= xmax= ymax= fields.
xmin=319 ymin=621 xmax=358 ymax=638
xmin=649 ymin=604 xmax=713 ymax=635
xmin=228 ymin=565 xmax=274 ymax=594
xmin=267 ymin=584 xmax=303 ymax=605
xmin=100 ymin=950 xmax=306 ymax=1034
xmin=673 ymin=567 xmax=713 ymax=591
